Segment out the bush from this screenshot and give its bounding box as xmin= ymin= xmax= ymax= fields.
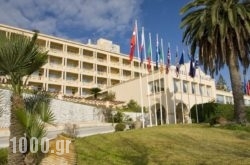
xmin=219 ymin=123 xmax=250 ymax=132
xmin=115 ymin=123 xmax=126 ymax=132
xmin=114 ymin=111 xmax=124 ymax=123
xmin=191 ymin=103 xmax=250 ymax=123
xmin=101 ymin=108 xmax=113 ymax=123
xmin=209 ymin=116 xmax=227 ymax=126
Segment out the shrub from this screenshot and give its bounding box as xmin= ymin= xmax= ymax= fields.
xmin=191 ymin=103 xmax=250 ymax=123
xmin=114 ymin=111 xmax=124 ymax=123
xmin=219 ymin=123 xmax=250 ymax=132
xmin=209 ymin=116 xmax=227 ymax=126
xmin=115 ymin=123 xmax=126 ymax=132
xmin=101 ymin=108 xmax=113 ymax=123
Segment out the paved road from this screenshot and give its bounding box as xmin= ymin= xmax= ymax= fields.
xmin=0 ymin=125 xmax=114 ymax=148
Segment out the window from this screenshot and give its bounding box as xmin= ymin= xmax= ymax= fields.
xmin=199 ymin=85 xmax=205 ymax=96
xmin=191 ymin=83 xmax=196 ymax=94
xmin=174 ymin=79 xmax=180 ymax=93
xmin=207 ymin=86 xmax=212 ymax=96
xmin=216 ymin=94 xmax=224 ymax=104
xmin=183 ymin=81 xmax=188 ymax=93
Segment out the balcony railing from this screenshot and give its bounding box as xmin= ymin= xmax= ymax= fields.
xmin=48 ymin=77 xmax=62 ymax=82
xmin=97 ymin=71 xmax=107 ymax=76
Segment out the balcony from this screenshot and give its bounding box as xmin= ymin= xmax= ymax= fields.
xmin=82 ymin=82 xmax=94 ymax=87
xmin=110 ymin=73 xmax=120 ymax=79
xmin=48 ymin=77 xmax=62 ymax=82
xmin=97 ymin=71 xmax=107 ymax=76
xmin=29 ymin=75 xmax=44 ymax=82
xmin=50 ymin=42 xmax=63 ymax=53
xmin=97 ymin=84 xmax=107 ymax=89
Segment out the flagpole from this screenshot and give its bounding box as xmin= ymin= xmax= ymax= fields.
xmin=194 ymin=83 xmax=199 ymax=123
xmin=157 ymin=34 xmax=163 ymax=125
xmin=161 ymin=38 xmax=169 ymax=124
xmin=135 ymin=20 xmax=145 ymax=128
xmin=173 ymin=76 xmax=177 ymax=124
xmin=164 ymin=42 xmax=171 ymax=124
xmin=149 ymin=33 xmax=157 ymax=126
xmin=180 ymin=77 xmax=184 ymax=124
xmin=173 ymin=47 xmax=179 ymax=124
xmin=143 ymin=28 xmax=152 ymax=127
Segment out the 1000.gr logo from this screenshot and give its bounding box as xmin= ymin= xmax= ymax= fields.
xmin=10 ymin=135 xmax=71 ymax=155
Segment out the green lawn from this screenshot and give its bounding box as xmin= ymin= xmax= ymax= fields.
xmin=1 ymin=124 xmax=250 ymax=164
xmin=75 ymin=124 xmax=250 ymax=165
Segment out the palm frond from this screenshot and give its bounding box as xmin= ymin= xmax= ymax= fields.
xmin=24 ymin=91 xmax=55 ymax=125
xmin=0 ymin=32 xmax=48 ymax=94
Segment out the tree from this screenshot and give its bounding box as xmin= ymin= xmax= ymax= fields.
xmin=180 ymin=0 xmax=250 ymax=124
xmin=118 ymin=100 xmax=141 ymax=112
xmin=103 ymin=91 xmax=116 ymax=101
xmin=20 ymin=91 xmax=55 ymax=164
xmin=90 ymin=87 xmax=101 ymax=99
xmin=216 ymin=74 xmax=228 ymax=91
xmin=0 ymin=32 xmax=48 ymax=164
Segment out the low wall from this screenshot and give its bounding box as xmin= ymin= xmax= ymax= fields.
xmin=0 ymin=89 xmax=103 ymax=128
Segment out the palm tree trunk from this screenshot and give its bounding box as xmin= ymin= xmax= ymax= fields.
xmin=228 ymin=52 xmax=246 ymax=124
xmin=8 ymin=94 xmax=25 ymax=165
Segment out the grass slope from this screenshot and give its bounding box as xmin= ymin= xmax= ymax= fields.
xmin=76 ymin=124 xmax=250 ymax=165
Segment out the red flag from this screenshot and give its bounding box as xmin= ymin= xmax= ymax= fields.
xmin=247 ymin=80 xmax=250 ymax=95
xmin=129 ymin=25 xmax=136 ymax=62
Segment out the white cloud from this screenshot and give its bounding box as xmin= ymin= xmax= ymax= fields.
xmin=0 ymin=0 xmax=143 ymax=43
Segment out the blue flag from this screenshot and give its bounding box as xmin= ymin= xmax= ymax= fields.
xmin=189 ymin=57 xmax=195 ymax=78
xmin=179 ymin=52 xmax=184 ymax=65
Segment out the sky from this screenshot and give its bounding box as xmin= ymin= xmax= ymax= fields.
xmin=0 ymin=0 xmax=248 ymax=88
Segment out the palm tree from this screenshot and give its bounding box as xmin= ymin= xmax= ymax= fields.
xmin=21 ymin=91 xmax=55 ymax=164
xmin=0 ymin=32 xmax=48 ymax=164
xmin=180 ymin=0 xmax=250 ymax=124
xmin=90 ymin=87 xmax=101 ymax=99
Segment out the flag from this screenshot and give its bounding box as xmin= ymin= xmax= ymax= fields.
xmin=155 ymin=35 xmax=159 ymax=70
xmin=179 ymin=51 xmax=184 ymax=65
xmin=189 ymin=58 xmax=195 ymax=78
xmin=166 ymin=46 xmax=171 ymax=74
xmin=159 ymin=39 xmax=164 ymax=73
xmin=140 ymin=27 xmax=145 ymax=65
xmin=175 ymin=50 xmax=180 ymax=76
xmin=129 ymin=24 xmax=136 ymax=62
xmin=243 ymin=77 xmax=247 ymax=94
xmin=176 ymin=50 xmax=184 ymax=77
xmin=147 ymin=38 xmax=152 ymax=72
xmin=195 ymin=58 xmax=199 ymax=69
xmin=247 ymin=80 xmax=250 ymax=95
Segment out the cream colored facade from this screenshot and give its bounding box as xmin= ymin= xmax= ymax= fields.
xmin=0 ymin=24 xmax=147 ymax=97
xmin=108 ymin=63 xmax=250 ymax=125
xmin=216 ymin=90 xmax=250 ymax=106
xmin=1 ymin=24 xmax=250 ymax=125
xmin=108 ymin=63 xmax=216 ymax=125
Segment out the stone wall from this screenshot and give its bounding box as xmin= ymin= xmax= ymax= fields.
xmin=0 ymin=89 xmax=103 ymax=128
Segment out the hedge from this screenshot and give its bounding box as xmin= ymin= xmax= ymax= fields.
xmin=190 ymin=103 xmax=250 ymax=123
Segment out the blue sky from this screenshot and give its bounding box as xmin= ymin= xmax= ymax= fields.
xmin=0 ymin=0 xmax=248 ymax=87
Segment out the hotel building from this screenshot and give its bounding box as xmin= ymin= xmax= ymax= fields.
xmin=0 ymin=24 xmax=249 ymax=125
xmin=0 ymin=24 xmax=147 ymax=97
